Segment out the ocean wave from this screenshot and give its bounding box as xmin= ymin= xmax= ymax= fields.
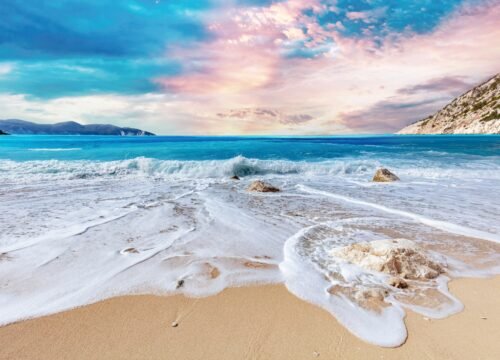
xmin=0 ymin=156 xmax=380 ymax=180
xmin=0 ymin=156 xmax=499 ymax=182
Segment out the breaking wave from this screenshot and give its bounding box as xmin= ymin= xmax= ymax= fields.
xmin=1 ymin=155 xmax=499 ymax=182
xmin=0 ymin=156 xmax=379 ymax=181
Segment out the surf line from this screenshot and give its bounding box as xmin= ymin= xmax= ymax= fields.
xmin=297 ymin=184 xmax=500 ymax=244
xmin=0 ymin=208 xmax=137 ymax=253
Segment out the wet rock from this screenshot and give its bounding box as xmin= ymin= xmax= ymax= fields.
xmin=372 ymin=168 xmax=400 ymax=182
xmin=247 ymin=180 xmax=280 ymax=193
xmin=0 ymin=252 xmax=12 ymax=261
xmin=120 ymin=247 xmax=139 ymax=255
xmin=355 ymin=288 xmax=387 ymax=302
xmin=330 ymin=238 xmax=445 ymax=281
xmin=230 ymin=175 xmax=240 ymax=180
xmin=176 ymin=279 xmax=185 ymax=289
xmin=388 ymin=277 xmax=408 ymax=289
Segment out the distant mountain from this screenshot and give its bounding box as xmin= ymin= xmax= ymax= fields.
xmin=398 ymin=74 xmax=500 ymax=134
xmin=0 ymin=119 xmax=155 ymax=136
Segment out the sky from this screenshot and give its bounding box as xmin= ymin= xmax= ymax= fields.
xmin=0 ymin=0 xmax=499 ymax=134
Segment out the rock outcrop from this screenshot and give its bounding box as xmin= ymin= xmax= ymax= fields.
xmin=372 ymin=168 xmax=400 ymax=182
xmin=330 ymin=239 xmax=445 ymax=281
xmin=0 ymin=129 xmax=9 ymax=135
xmin=398 ymin=74 xmax=500 ymax=134
xmin=247 ymin=180 xmax=280 ymax=192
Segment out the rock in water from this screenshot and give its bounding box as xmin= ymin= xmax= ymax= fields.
xmin=388 ymin=277 xmax=408 ymax=289
xmin=372 ymin=168 xmax=400 ymax=182
xmin=330 ymin=238 xmax=445 ymax=280
xmin=247 ymin=180 xmax=280 ymax=192
xmin=120 ymin=247 xmax=139 ymax=255
xmin=176 ymin=279 xmax=185 ymax=289
xmin=230 ymin=175 xmax=240 ymax=180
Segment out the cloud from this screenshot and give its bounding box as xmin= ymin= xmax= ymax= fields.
xmin=156 ymin=0 xmax=324 ymax=95
xmin=338 ymin=98 xmax=448 ymax=132
xmin=0 ymin=92 xmax=209 ymax=135
xmin=346 ymin=7 xmax=387 ymax=24
xmin=0 ymin=59 xmax=180 ymax=98
xmin=156 ymin=0 xmax=497 ymax=98
xmin=216 ymin=108 xmax=314 ymax=124
xmin=397 ymin=76 xmax=474 ymax=96
xmin=0 ymin=0 xmax=210 ymax=60
xmin=0 ymin=93 xmax=320 ymax=135
xmin=0 ymin=0 xmax=208 ymax=98
xmin=317 ymin=0 xmax=467 ymax=38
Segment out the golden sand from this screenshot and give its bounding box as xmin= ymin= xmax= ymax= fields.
xmin=1 ymin=277 xmax=499 ymax=360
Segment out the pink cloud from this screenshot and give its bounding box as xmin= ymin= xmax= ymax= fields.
xmin=346 ymin=8 xmax=386 ymax=23
xmin=217 ymin=107 xmax=314 ymax=124
xmin=156 ymin=42 xmax=279 ymax=94
xmin=152 ymin=1 xmax=500 ymax=134
xmin=155 ymin=0 xmax=330 ymax=96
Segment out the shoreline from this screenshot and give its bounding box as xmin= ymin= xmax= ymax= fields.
xmin=1 ymin=276 xmax=499 ymax=359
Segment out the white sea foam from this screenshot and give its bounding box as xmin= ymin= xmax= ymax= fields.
xmin=297 ymin=184 xmax=500 ymax=244
xmin=1 ymin=156 xmax=500 ymax=188
xmin=0 ymin=156 xmax=382 ymax=181
xmin=280 ymin=226 xmax=408 ymax=347
xmin=0 ymin=156 xmax=499 ymax=347
xmin=28 ymin=148 xmax=82 ymax=151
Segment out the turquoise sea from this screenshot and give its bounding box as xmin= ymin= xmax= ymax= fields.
xmin=1 ymin=134 xmax=499 ymax=161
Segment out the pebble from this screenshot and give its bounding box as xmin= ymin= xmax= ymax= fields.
xmin=176 ymin=279 xmax=185 ymax=289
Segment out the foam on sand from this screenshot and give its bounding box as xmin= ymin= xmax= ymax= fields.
xmin=280 ymin=227 xmax=408 ymax=347
xmin=297 ymin=184 xmax=500 ymax=244
xmin=280 ymin=232 xmax=464 ymax=347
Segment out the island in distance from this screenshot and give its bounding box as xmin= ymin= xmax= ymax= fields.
xmin=398 ymin=73 xmax=499 ymax=134
xmin=0 ymin=119 xmax=155 ymax=136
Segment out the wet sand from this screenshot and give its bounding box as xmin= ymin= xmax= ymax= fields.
xmin=0 ymin=277 xmax=499 ymax=360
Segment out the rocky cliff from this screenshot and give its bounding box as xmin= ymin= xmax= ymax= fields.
xmin=398 ymin=74 xmax=500 ymax=134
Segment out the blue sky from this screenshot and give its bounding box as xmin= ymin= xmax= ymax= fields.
xmin=0 ymin=0 xmax=210 ymax=97
xmin=0 ymin=0 xmax=498 ymax=133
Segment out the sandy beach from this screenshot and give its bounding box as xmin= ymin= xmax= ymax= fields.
xmin=1 ymin=276 xmax=499 ymax=360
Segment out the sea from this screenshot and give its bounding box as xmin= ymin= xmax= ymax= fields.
xmin=1 ymin=134 xmax=499 ymax=346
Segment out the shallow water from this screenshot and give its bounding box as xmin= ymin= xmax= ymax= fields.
xmin=1 ymin=135 xmax=499 ymax=346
